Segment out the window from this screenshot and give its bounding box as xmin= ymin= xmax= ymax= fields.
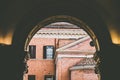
xmin=43 ymin=46 xmax=54 ymax=59
xmin=28 ymin=75 xmax=35 ymax=80
xmin=44 ymin=75 xmax=54 ymax=80
xmin=29 ymin=45 xmax=36 ymax=59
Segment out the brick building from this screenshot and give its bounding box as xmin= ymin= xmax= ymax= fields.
xmin=70 ymin=58 xmax=98 ymax=80
xmin=23 ymin=22 xmax=99 ymax=80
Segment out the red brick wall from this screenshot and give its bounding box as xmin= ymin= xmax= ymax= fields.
xmin=55 ymin=38 xmax=97 ymax=80
xmin=58 ymin=39 xmax=75 ymax=48
xmin=65 ymin=38 xmax=96 ymax=52
xmin=56 ymin=57 xmax=84 ymax=80
xmin=24 ymin=60 xmax=55 ymax=80
xmin=71 ymin=70 xmax=84 ymax=80
xmin=28 ymin=38 xmax=55 ymax=59
xmin=24 ymin=38 xmax=55 ymax=80
xmin=24 ymin=35 xmax=97 ymax=80
xmin=71 ymin=69 xmax=98 ymax=80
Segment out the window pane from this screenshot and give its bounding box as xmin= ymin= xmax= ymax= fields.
xmin=43 ymin=46 xmax=54 ymax=59
xmin=45 ymin=75 xmax=54 ymax=80
xmin=46 ymin=46 xmax=54 ymax=59
xmin=28 ymin=75 xmax=35 ymax=80
xmin=29 ymin=45 xmax=36 ymax=59
xmin=46 ymin=77 xmax=53 ymax=80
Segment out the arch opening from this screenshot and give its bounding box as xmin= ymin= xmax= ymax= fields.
xmin=23 ymin=15 xmax=100 ymax=80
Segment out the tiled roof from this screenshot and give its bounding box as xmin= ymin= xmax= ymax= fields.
xmin=76 ymin=58 xmax=96 ymax=66
xmin=70 ymin=58 xmax=96 ymax=70
xmin=34 ymin=22 xmax=88 ymax=39
xmin=33 ymin=28 xmax=88 ymax=39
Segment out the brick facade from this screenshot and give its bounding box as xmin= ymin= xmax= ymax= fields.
xmin=23 ymin=38 xmax=55 ymax=80
xmin=71 ymin=69 xmax=98 ymax=80
xmin=23 ymin=29 xmax=98 ymax=80
xmin=56 ymin=57 xmax=84 ymax=80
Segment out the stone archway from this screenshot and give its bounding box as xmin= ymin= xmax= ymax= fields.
xmin=24 ymin=15 xmax=100 ymax=51
xmin=24 ymin=15 xmax=101 ymax=80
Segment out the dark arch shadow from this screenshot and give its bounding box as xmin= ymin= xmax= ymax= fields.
xmin=24 ymin=15 xmax=100 ymax=51
xmin=13 ymin=0 xmax=111 ymax=49
xmin=12 ymin=1 xmax=112 ymax=80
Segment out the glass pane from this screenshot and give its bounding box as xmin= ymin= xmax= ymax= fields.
xmin=46 ymin=46 xmax=54 ymax=59
xmin=29 ymin=45 xmax=36 ymax=58
xmin=46 ymin=77 xmax=53 ymax=80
